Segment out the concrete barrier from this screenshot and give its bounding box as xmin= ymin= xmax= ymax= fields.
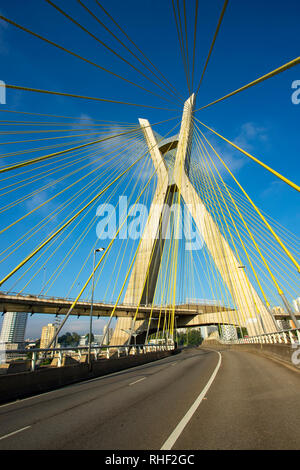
xmin=0 ymin=349 xmax=180 ymax=404
xmin=201 ymin=339 xmax=300 ymax=371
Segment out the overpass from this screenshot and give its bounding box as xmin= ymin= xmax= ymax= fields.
xmin=0 ymin=292 xmax=294 ymax=334
xmin=0 ymin=292 xmax=241 ymax=330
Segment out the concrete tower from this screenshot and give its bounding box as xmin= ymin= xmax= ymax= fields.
xmin=110 ymin=95 xmax=275 ymax=345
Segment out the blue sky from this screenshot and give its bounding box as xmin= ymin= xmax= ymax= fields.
xmin=0 ymin=0 xmax=299 ymax=338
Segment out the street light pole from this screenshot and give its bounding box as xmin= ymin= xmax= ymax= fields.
xmin=88 ymin=247 xmax=105 ymax=371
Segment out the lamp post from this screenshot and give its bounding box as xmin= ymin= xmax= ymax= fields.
xmin=88 ymin=247 xmax=105 ymax=371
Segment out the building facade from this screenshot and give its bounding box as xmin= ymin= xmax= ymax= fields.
xmin=0 ymin=312 xmax=28 ymax=347
xmin=40 ymin=323 xmax=56 ymax=349
xmin=220 ymin=324 xmax=238 ymax=342
xmin=292 ymin=297 xmax=300 ymax=313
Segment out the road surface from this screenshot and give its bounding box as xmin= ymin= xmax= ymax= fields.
xmin=0 ymin=347 xmax=300 ymax=450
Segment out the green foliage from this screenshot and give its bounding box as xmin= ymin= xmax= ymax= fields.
xmin=85 ymin=333 xmax=94 ymax=342
xmin=237 ymin=327 xmax=248 ymax=339
xmin=187 ymin=329 xmax=203 ymax=346
xmin=58 ymin=332 xmax=80 ymax=347
xmin=176 ymin=329 xmax=203 ymax=346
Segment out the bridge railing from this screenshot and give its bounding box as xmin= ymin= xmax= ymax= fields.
xmin=221 ymin=328 xmax=300 ymax=345
xmin=0 ymin=343 xmax=175 ymax=372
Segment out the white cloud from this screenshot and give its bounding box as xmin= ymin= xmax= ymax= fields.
xmin=192 ymin=121 xmax=270 ymax=181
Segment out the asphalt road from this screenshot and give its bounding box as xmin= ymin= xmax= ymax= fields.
xmin=0 ymin=347 xmax=300 ymax=450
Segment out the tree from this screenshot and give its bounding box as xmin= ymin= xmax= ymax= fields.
xmin=187 ymin=329 xmax=203 ymax=346
xmin=237 ymin=327 xmax=248 ymax=339
xmin=58 ymin=332 xmax=80 ymax=347
xmin=85 ymin=333 xmax=94 ymax=343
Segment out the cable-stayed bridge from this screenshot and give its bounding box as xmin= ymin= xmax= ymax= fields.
xmin=0 ymin=0 xmax=299 ymax=451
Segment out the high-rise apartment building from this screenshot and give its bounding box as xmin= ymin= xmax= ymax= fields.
xmin=40 ymin=323 xmax=56 ymax=349
xmin=0 ymin=312 xmax=28 ymax=346
xmin=292 ymin=297 xmax=300 ymax=313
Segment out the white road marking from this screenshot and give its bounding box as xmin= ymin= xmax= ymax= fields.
xmin=171 ymin=362 xmax=177 ymax=366
xmin=129 ymin=377 xmax=146 ymax=386
xmin=0 ymin=425 xmax=31 ymax=441
xmin=161 ymin=351 xmax=222 ymax=450
xmin=0 ymin=355 xmax=172 ymax=409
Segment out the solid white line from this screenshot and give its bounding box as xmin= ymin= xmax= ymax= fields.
xmin=161 ymin=351 xmax=222 ymax=450
xmin=0 ymin=425 xmax=31 ymax=441
xmin=129 ymin=377 xmax=146 ymax=386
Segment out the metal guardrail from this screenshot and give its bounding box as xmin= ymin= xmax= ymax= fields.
xmin=221 ymin=328 xmax=300 ymax=346
xmin=0 ymin=343 xmax=175 ymax=372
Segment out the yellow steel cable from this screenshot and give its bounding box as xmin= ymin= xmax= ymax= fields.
xmin=0 ymin=131 xmax=131 ymax=150
xmin=226 ymin=217 xmax=298 ymax=300
xmin=193 ymin=131 xmax=261 ymax=330
xmin=0 ymin=138 xmax=118 ymax=188
xmin=94 ymin=0 xmax=185 ymax=103
xmin=223 ymin=197 xmax=300 ymax=277
xmin=154 ymin=191 xmax=177 ymax=341
xmin=0 ymin=144 xmax=92 ymax=184
xmin=0 ymin=108 xmax=139 ymax=124
xmin=66 ymin=123 xmax=180 ymax=300
xmin=0 ymin=144 xmax=111 ymax=196
xmin=93 ymin=164 xmax=171 ymax=346
xmin=163 ymin=192 xmax=176 ymax=340
xmin=172 ymin=0 xmax=190 ymax=96
xmin=219 ymin=179 xmax=300 ymax=248
xmin=0 ymin=108 xmax=181 ymax=130
xmin=44 ymin=158 xmax=134 ymax=296
xmin=191 ymin=135 xmax=239 ymax=329
xmin=0 ymin=127 xmax=145 ymax=174
xmin=91 ymin=123 xmax=182 ymax=302
xmin=43 ymin=156 xmax=131 ymax=291
xmin=193 ymin=135 xmax=243 ymax=329
xmin=0 ymin=135 xmax=140 ymax=215
xmin=0 ymin=151 xmax=149 ymax=287
xmin=228 ymin=218 xmax=300 ymax=297
xmin=0 ymin=149 xmax=129 ymax=275
xmin=195 ymin=0 xmax=228 ymax=95
xmin=193 ymin=128 xmax=271 ymax=308
xmin=88 ymin=146 xmax=154 ymax=300
xmin=94 ymin=169 xmax=154 ymax=310
xmin=100 ymin=156 xmax=152 ymax=302
xmin=0 ymin=151 xmax=125 ymax=263
xmin=130 ymin=180 xmax=174 ymax=332
xmin=0 ymin=131 xmax=141 ymax=196
xmin=191 ymin=0 xmax=199 ymax=91
xmin=1 ymin=83 xmax=175 ymax=111
xmin=224 ymin=207 xmax=300 ymax=289
xmin=183 ymin=0 xmax=191 ymax=92
xmin=123 ymin=138 xmax=180 ymax=329
xmin=0 ymin=119 xmax=137 ymax=127
xmin=197 ymin=128 xmax=294 ymax=298
xmin=35 ymin=147 xmax=138 ymax=291
xmin=199 ymin=129 xmax=300 ymax=274
xmin=1 ymin=121 xmax=180 ymax=290
xmin=46 ymin=0 xmax=180 ymax=106
xmin=16 ymin=153 xmax=130 ymax=294
xmin=0 ymin=126 xmax=138 ymax=136
xmin=195 ymin=119 xmax=300 ymax=192
xmin=195 ymin=56 xmax=300 ymax=112
xmin=193 ymin=159 xmax=300 ymax=248
xmin=77 ymin=0 xmax=183 ymax=104
xmin=0 ymin=15 xmax=178 ymax=106
xmin=191 ymin=137 xmax=258 ymax=331
xmin=0 ymin=135 xmax=143 ymax=239
xmin=0 ymin=136 xmax=100 ymax=159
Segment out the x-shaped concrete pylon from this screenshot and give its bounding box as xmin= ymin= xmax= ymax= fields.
xmin=110 ymin=95 xmax=276 ymax=345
